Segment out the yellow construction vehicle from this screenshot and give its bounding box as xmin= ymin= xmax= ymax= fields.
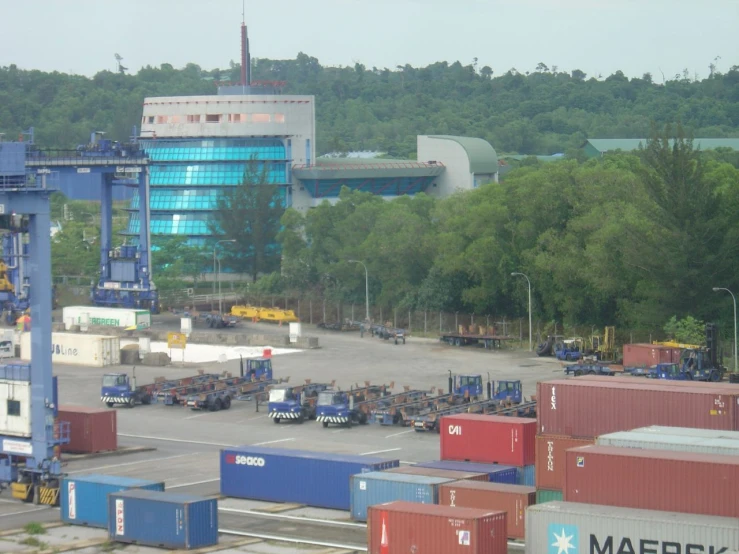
xmin=590 ymin=326 xmax=618 ymax=361
xmin=231 ymin=305 xmax=262 ymax=319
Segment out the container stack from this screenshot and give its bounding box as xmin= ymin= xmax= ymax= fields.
xmin=534 ymin=376 xmax=739 ymax=502
xmin=439 ymin=414 xmax=537 ymax=485
xmin=57 ymin=405 xmax=117 ymax=454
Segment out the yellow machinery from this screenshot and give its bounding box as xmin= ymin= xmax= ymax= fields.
xmin=0 ymin=261 xmax=14 ymax=292
xmin=652 ymin=340 xmax=701 ymax=349
xmin=590 ymin=326 xmax=618 ymax=361
xmin=230 ymin=305 xmax=300 ymax=324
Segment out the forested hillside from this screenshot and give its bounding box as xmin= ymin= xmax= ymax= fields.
xmin=1 ymin=56 xmax=738 ymax=156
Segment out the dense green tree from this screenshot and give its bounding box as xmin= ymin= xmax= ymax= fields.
xmin=210 ymin=161 xmax=285 ymax=282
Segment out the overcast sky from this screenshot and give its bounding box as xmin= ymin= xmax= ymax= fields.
xmin=2 ymin=0 xmax=736 ymax=81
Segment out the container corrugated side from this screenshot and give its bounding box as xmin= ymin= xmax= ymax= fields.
xmin=58 ymin=406 xmax=117 ymax=454
xmin=21 ymin=332 xmax=120 ymax=367
xmin=597 ymin=430 xmax=739 ymax=456
xmin=535 ymin=489 xmax=563 ymax=504
xmin=367 ymin=501 xmax=507 ymax=554
xmin=632 ymin=425 xmax=739 ymax=440
xmin=537 ymin=379 xmax=739 ymax=437
xmin=350 ymin=472 xmax=451 ymax=522
xmin=439 ymin=481 xmax=535 ymax=540
xmin=108 ymin=489 xmax=218 ymax=549
xmin=384 ymin=466 xmax=489 ymax=482
xmin=535 ymin=434 xmax=594 ymax=491
xmin=622 ymin=343 xmax=682 ymax=367
xmin=565 ymin=445 xmax=739 ymax=518
xmin=440 ymin=414 xmax=536 ymax=466
xmin=414 ymin=460 xmax=517 ymax=484
xmin=61 ymin=474 xmax=165 ymax=528
xmin=220 ymin=446 xmax=399 ymax=510
xmin=516 ymin=465 xmax=535 ymax=486
xmin=525 ymin=501 xmax=739 ymax=554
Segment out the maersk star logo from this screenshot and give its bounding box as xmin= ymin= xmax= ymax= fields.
xmin=548 ymin=524 xmax=578 ymax=554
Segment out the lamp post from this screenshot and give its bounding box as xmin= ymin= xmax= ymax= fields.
xmin=713 ymin=287 xmax=738 ymax=373
xmin=213 ymin=239 xmax=236 ymax=312
xmin=511 ymin=272 xmax=532 ymax=351
xmin=348 ymin=259 xmax=370 ymax=322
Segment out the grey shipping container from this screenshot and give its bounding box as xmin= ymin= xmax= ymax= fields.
xmin=525 ymin=501 xmax=739 ymax=554
xmin=632 ymin=425 xmax=739 ymax=439
xmin=597 ymin=429 xmax=739 ymax=456
xmin=350 ymin=471 xmax=451 ymax=522
xmin=108 ymin=489 xmax=218 ymax=550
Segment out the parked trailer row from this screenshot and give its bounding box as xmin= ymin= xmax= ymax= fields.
xmin=439 ymin=332 xmax=515 ymax=349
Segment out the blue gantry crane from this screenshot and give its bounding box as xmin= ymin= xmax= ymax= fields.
xmin=0 ymin=136 xmax=69 ymax=505
xmin=25 ymin=129 xmax=159 ymax=313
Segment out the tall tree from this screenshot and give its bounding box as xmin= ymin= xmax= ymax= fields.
xmin=210 ymin=160 xmax=285 ymax=282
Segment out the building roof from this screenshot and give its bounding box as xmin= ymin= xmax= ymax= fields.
xmin=294 ymin=158 xmax=445 ymax=180
xmin=424 ymin=136 xmax=499 ymax=174
xmin=585 ymin=138 xmax=739 ymax=155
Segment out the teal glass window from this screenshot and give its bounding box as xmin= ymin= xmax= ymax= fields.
xmin=149 ymin=163 xmax=287 ymax=185
xmin=141 ymin=138 xmax=286 ymax=162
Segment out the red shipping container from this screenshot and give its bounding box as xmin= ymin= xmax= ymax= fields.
xmin=58 ymin=405 xmax=117 ymax=454
xmin=580 ymin=375 xmax=731 ymax=389
xmin=622 ymin=343 xmax=682 ymax=367
xmin=367 ymin=501 xmax=507 ymax=554
xmin=565 ymin=445 xmax=739 ymax=518
xmin=440 ymin=414 xmax=536 ymax=466
xmin=385 ymin=466 xmax=489 ymax=482
xmin=438 ymin=481 xmax=535 ymax=540
xmin=537 ymin=379 xmax=739 ymax=438
xmin=534 ymin=434 xmax=594 ymax=491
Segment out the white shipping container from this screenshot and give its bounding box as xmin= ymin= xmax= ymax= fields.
xmin=597 ymin=429 xmax=739 ymax=456
xmin=0 ymin=379 xmax=31 ymax=437
xmin=61 ymin=306 xmax=151 ymax=330
xmin=526 ymin=501 xmax=739 ymax=554
xmin=20 ymin=333 xmax=121 ymax=367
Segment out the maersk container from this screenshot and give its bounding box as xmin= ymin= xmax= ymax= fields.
xmin=108 ymin=489 xmax=218 ymax=549
xmin=62 ymin=306 xmax=151 ymax=330
xmin=414 ymin=460 xmax=517 ymax=484
xmin=350 ymin=471 xmax=451 ymax=522
xmin=525 ymin=501 xmax=739 ymax=554
xmin=516 ymin=465 xmax=535 ymax=486
xmin=20 ymin=332 xmax=121 ymax=367
xmin=220 ymin=446 xmax=399 ymax=510
xmin=597 ymin=429 xmax=739 ymax=456
xmin=61 ymin=474 xmax=165 ymax=528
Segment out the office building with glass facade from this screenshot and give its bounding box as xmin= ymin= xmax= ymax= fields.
xmin=128 ymin=93 xmax=499 ymax=251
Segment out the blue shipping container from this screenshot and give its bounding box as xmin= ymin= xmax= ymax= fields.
xmin=61 ymin=474 xmax=165 ymax=528
xmin=108 ymin=490 xmax=218 ymax=550
xmin=517 ymin=465 xmax=535 ymax=486
xmin=220 ymin=446 xmax=400 ymax=510
xmin=414 ymin=461 xmax=517 ymax=484
xmin=350 ymin=471 xmax=451 ymax=522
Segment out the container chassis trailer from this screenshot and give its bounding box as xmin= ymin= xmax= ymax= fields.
xmin=439 ymin=333 xmax=515 ymax=349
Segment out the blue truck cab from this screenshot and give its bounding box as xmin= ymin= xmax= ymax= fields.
xmin=454 ymin=374 xmax=483 ymax=399
xmin=101 ymin=372 xmax=151 ymax=407
xmin=245 ymin=357 xmax=273 ymax=381
xmin=493 ymin=380 xmax=523 ymax=404
xmin=315 ymin=390 xmax=369 ymax=428
xmin=268 ymin=382 xmax=329 ymax=423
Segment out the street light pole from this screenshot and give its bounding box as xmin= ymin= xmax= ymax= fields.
xmin=213 ymin=239 xmax=236 ymax=312
xmin=349 ymin=259 xmax=370 ymax=322
xmin=713 ymin=287 xmax=738 ymax=373
xmin=511 ymin=272 xmax=532 ymax=351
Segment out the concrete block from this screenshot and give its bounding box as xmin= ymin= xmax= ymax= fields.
xmin=141 ymin=351 xmax=170 ymax=366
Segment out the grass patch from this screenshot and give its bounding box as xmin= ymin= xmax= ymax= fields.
xmin=20 ymin=536 xmax=48 ymax=549
xmin=100 ymin=541 xmax=121 ymax=552
xmin=23 ymin=522 xmax=46 ymax=535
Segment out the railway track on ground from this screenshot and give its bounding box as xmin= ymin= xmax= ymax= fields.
xmin=218 ymin=508 xmax=368 ymax=551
